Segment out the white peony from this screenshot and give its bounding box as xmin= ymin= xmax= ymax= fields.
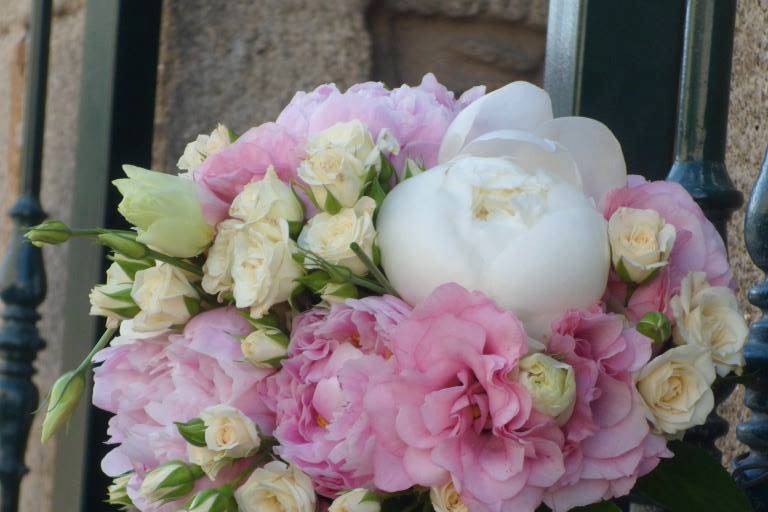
xmin=130 ymin=262 xmax=199 ymax=334
xmin=234 ymin=461 xmax=316 ymax=512
xmin=231 ymin=220 xmax=304 ymax=319
xmin=377 ymin=82 xmax=624 ymax=338
xmin=671 ymin=271 xmax=748 ymax=376
xmin=636 ymin=345 xmax=716 ymax=436
xmin=298 ymin=197 xmax=377 ymax=275
xmin=608 ymin=207 xmax=676 ymax=283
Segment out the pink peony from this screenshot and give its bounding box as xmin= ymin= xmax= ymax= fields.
xmin=194 ymin=122 xmax=304 ymax=224
xmin=196 ymin=74 xmax=484 ymax=224
xmin=543 ymin=307 xmax=671 ymax=512
xmin=93 ymin=307 xmax=273 ymax=511
xmin=366 ymin=283 xmax=565 ymax=512
xmin=602 ymin=176 xmax=733 ymax=320
xmin=261 ymin=295 xmax=412 ymax=496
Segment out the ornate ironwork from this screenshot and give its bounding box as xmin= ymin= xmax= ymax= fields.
xmin=733 ymin=148 xmax=768 ymax=509
xmin=0 ymin=1 xmax=51 ymax=511
xmin=665 ymin=0 xmax=743 ymax=460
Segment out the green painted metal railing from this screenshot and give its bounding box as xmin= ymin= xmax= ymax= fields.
xmin=0 ymin=1 xmax=51 ymax=511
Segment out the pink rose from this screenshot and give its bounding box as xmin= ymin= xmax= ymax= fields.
xmin=543 ymin=307 xmax=671 ymax=512
xmin=92 ymin=308 xmax=273 ymax=511
xmin=366 ymin=283 xmax=565 ymax=512
xmin=602 ymin=177 xmax=733 ymax=319
xmin=261 ymin=296 xmax=412 ymax=496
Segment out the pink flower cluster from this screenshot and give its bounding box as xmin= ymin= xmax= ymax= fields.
xmin=261 ymin=284 xmax=668 ymax=512
xmin=602 ymin=176 xmax=733 ymax=322
xmin=194 ymin=73 xmax=484 ymax=224
xmin=93 ymin=308 xmax=274 ymax=511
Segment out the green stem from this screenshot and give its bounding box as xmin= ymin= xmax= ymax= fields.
xmin=148 ymin=250 xmax=204 ymax=276
xmin=75 ymin=327 xmax=116 ymax=374
xmin=349 ymin=242 xmax=399 ymax=297
xmin=231 ymin=448 xmax=274 ymax=488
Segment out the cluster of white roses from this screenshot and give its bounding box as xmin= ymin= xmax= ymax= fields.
xmin=607 ymin=206 xmax=749 ymax=436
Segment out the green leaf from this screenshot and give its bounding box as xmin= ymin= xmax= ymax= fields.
xmin=635 ymin=441 xmax=751 ymax=512
xmin=379 ymin=155 xmax=395 ymax=192
xmin=296 ymin=271 xmax=331 ymax=293
xmin=368 ymin=179 xmax=387 ymax=208
xmin=323 ymin=188 xmax=342 ymax=214
xmin=184 ymin=296 xmax=201 ymax=316
xmin=287 ymin=220 xmax=304 ymax=239
xmin=175 ymin=418 xmax=207 ymax=447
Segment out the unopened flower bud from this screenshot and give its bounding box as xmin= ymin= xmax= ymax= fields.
xmin=320 ymin=282 xmax=358 ymax=305
xmin=329 ymin=488 xmax=381 ymax=512
xmin=139 ymin=460 xmax=204 ymax=503
xmin=186 ymin=486 xmax=238 ymax=512
xmin=25 ymin=220 xmax=71 ymax=247
xmin=241 ymin=328 xmax=289 ymax=369
xmin=637 ymin=311 xmax=672 ymax=345
xmin=41 ymin=369 xmax=87 ymax=442
xmin=517 ymin=353 xmax=576 ymax=425
xmin=98 ymin=233 xmax=149 ymax=260
xmin=107 ymin=473 xmax=135 ymax=509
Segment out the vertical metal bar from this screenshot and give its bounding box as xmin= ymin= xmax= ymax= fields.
xmin=0 ymin=1 xmax=52 ymax=511
xmin=733 ymin=149 xmax=768 ymax=510
xmin=665 ymin=0 xmax=743 ymax=460
xmin=545 ymin=0 xmax=686 ymax=180
xmin=666 ymin=0 xmax=743 ymax=239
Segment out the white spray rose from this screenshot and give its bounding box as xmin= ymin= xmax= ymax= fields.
xmin=199 ymin=405 xmax=261 ymax=458
xmin=234 ymin=461 xmax=316 ymax=512
xmin=241 ymin=328 xmax=289 ymax=368
xmin=298 ymin=197 xmax=377 ymax=275
xmin=298 ymin=120 xmax=376 ymax=209
xmin=178 ymin=123 xmax=233 ymax=175
xmin=636 ymin=345 xmax=716 ymax=436
xmin=229 ymin=167 xmax=303 ymax=224
xmin=89 ymin=262 xmax=137 ymax=328
xmin=608 ymin=207 xmax=676 ymax=283
xmin=202 ymin=219 xmax=241 ymax=299
xmin=430 ymin=482 xmax=468 ymax=512
xmin=231 ymin=220 xmax=304 ymax=319
xmin=671 ymin=272 xmax=748 ymax=377
xmin=130 ymin=263 xmax=199 ymax=334
xmin=329 ymin=489 xmax=381 ymax=512
xmin=518 ymin=353 xmax=577 ymax=425
xmin=187 ymin=445 xmax=229 ymax=481
xmin=377 ymin=157 xmax=610 ymax=338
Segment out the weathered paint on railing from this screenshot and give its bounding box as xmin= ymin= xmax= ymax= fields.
xmin=0 ymin=1 xmax=51 ymax=511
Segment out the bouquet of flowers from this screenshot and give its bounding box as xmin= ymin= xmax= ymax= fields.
xmin=32 ymin=75 xmax=752 ymax=512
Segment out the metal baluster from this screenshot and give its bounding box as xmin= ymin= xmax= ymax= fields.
xmin=733 ymin=149 xmax=768 ymax=509
xmin=665 ymin=0 xmax=743 ymax=460
xmin=0 ymin=1 xmax=51 ymax=511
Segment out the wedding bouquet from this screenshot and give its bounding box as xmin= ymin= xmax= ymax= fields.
xmin=32 ymin=75 xmax=751 ymax=512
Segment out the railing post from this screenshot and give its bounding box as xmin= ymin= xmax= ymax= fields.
xmin=733 ymin=149 xmax=768 ymax=509
xmin=0 ymin=1 xmax=51 ymax=511
xmin=665 ymin=0 xmax=743 ymax=460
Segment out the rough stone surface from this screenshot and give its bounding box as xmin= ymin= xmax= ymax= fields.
xmin=153 ymin=0 xmax=372 ymax=170
xmin=716 ymin=0 xmax=768 ymax=468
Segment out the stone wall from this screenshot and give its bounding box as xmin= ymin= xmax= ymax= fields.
xmin=0 ymin=0 xmax=766 ymax=510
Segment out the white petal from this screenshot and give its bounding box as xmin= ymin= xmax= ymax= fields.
xmin=535 ymin=117 xmax=626 ymax=203
xmin=456 ymin=129 xmax=583 ymax=191
xmin=438 ymin=82 xmax=553 ymax=163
